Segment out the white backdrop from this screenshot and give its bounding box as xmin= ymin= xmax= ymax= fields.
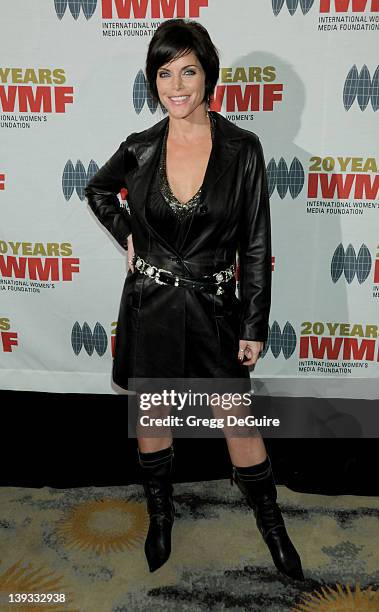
xmin=1 ymin=0 xmax=378 ymax=397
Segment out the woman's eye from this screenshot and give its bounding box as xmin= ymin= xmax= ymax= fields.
xmin=158 ymin=69 xmax=196 ymax=78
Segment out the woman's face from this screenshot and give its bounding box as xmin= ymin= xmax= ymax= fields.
xmin=156 ymin=50 xmax=207 ymax=119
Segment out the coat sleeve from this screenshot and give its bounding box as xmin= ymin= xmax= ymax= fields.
xmin=238 ymin=136 xmax=272 ymax=342
xmin=84 ymin=136 xmax=136 ymax=251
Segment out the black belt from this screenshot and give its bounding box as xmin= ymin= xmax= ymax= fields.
xmin=133 ymin=254 xmax=235 ymax=295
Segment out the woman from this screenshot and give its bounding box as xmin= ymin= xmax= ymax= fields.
xmin=85 ymin=19 xmax=304 ymax=581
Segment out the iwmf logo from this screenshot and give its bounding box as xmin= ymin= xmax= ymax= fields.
xmin=268 ymin=155 xmax=378 ymax=202
xmin=344 ymin=65 xmax=379 ymax=111
xmin=54 ymin=0 xmax=208 ymax=19
xmin=272 ymin=0 xmax=379 ymax=15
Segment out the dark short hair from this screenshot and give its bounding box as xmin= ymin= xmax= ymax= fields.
xmin=145 ymin=19 xmax=219 ymax=110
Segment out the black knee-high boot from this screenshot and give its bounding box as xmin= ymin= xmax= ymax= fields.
xmin=230 ymin=455 xmax=304 ymax=581
xmin=138 ymin=444 xmax=175 ymax=573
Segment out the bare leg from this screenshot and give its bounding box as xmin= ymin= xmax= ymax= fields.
xmin=209 ymin=393 xmax=267 ymax=466
xmin=138 ymin=435 xmax=173 ymax=453
xmin=225 ymin=434 xmax=267 ymax=467
xmin=136 ymin=398 xmax=173 ymax=453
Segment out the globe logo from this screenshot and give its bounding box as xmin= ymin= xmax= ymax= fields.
xmin=63 ymin=160 xmax=99 ymax=201
xmin=54 ymin=0 xmax=97 ymax=19
xmin=133 ymin=70 xmax=159 ymax=115
xmin=71 ymin=322 xmax=108 ymax=356
xmin=343 ymin=65 xmax=379 ymax=111
xmin=267 ymin=157 xmax=305 ymax=199
xmin=331 ymin=243 xmax=372 ymax=284
xmin=272 ymin=0 xmax=315 ymax=16
xmin=260 ymin=321 xmax=297 ymax=359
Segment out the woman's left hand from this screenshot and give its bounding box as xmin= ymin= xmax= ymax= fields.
xmin=237 ymin=340 xmax=263 ymax=366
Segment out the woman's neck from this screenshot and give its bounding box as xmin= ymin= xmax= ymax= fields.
xmin=167 ymin=105 xmax=211 ymax=143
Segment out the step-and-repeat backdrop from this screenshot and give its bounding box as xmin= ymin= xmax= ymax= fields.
xmin=1 ymin=1 xmax=378 ymax=398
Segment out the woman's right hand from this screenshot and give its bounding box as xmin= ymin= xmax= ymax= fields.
xmin=237 ymin=339 xmax=263 ymax=366
xmin=127 ymin=234 xmax=135 ymax=272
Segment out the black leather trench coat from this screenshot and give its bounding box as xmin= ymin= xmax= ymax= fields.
xmin=85 ymin=111 xmax=271 ymax=390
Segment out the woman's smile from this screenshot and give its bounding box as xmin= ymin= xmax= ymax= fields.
xmin=168 ymin=95 xmax=190 ymax=105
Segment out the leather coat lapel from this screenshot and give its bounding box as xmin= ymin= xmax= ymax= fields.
xmin=128 ymin=115 xmax=168 ymax=222
xmin=128 ymin=111 xmax=243 ymax=253
xmin=200 ymin=111 xmax=243 ymax=203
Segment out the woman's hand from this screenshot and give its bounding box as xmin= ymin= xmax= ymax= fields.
xmin=127 ymin=235 xmax=135 ymax=272
xmin=237 ymin=340 xmax=263 ymax=366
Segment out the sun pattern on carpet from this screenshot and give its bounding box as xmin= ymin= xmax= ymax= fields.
xmin=293 ymin=582 xmax=379 ymax=611
xmin=55 ymin=499 xmax=147 ymax=554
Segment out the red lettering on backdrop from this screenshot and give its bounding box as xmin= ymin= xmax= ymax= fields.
xmin=188 ymin=0 xmax=208 ymax=16
xmin=308 ymin=173 xmax=379 ymax=200
xmin=101 ymin=0 xmax=208 ymax=18
xmin=0 ymin=256 xmax=27 ymax=278
xmin=342 ymin=338 xmax=375 ymax=360
xmin=300 ymin=336 xmax=377 ymax=361
xmin=61 ymin=258 xmax=80 ymax=281
xmin=209 ymin=86 xmax=225 ymax=112
xmin=374 ymin=258 xmax=379 ymax=283
xmin=18 ymin=87 xmax=52 ymax=112
xmin=28 ymin=258 xmax=60 ymax=280
xmin=354 ymin=175 xmax=379 ymax=200
xmin=1 ymin=332 xmax=18 ymax=352
xmin=0 ymin=256 xmax=80 ymax=281
xmin=263 ymin=84 xmax=283 ymax=111
xmin=152 ymin=0 xmax=185 ymax=17
xmin=0 ymin=86 xmax=73 ymax=113
xmin=226 ymin=85 xmax=260 ymax=112
xmin=55 ymin=88 xmax=74 ymax=113
xmin=308 ymin=174 xmax=355 ymax=199
xmin=299 ymin=336 xmax=344 ymax=359
xmin=102 ymin=0 xmax=149 ymax=18
xmin=307 ymin=174 xmax=318 ymax=198
xmin=0 ymin=86 xmax=17 ymax=112
xmin=320 ymin=0 xmax=379 ymax=13
xmin=210 ymin=84 xmax=282 ymax=112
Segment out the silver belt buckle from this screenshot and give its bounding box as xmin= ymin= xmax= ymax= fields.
xmin=155 ymin=267 xmax=173 ymax=286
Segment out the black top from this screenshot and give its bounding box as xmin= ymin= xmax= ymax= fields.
xmin=145 ymin=113 xmax=215 ymax=253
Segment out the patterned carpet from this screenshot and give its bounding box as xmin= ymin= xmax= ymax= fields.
xmin=0 ymin=481 xmax=379 ymax=611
